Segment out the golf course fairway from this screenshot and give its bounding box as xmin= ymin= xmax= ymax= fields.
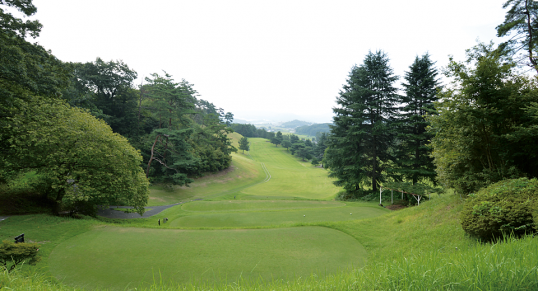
xmin=48 ymin=136 xmax=390 ymax=290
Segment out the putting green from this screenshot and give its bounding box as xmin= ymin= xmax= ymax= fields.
xmin=170 ymin=204 xmax=388 ymax=228
xmin=49 ymin=226 xmax=366 ymax=290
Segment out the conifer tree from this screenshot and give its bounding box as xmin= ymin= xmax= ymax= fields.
xmin=326 ymin=50 xmax=399 ymax=196
xmin=395 ymin=53 xmax=439 ymax=185
xmin=239 ymin=137 xmax=250 ymax=153
xmin=496 ymin=0 xmax=538 ymax=73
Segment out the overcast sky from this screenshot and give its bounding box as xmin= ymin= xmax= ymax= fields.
xmin=30 ymin=0 xmax=507 ymax=123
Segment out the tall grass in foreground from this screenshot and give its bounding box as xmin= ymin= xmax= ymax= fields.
xmin=2 ymin=236 xmax=537 ymax=290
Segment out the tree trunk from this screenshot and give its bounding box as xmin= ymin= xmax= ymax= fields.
xmin=146 ymin=135 xmax=161 ymax=178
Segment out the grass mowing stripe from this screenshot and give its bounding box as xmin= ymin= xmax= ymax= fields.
xmin=170 ymin=205 xmax=389 ymax=228
xmin=239 ymin=139 xmax=338 ymax=200
xmin=181 ymin=200 xmax=348 ymax=212
xmin=261 ymin=163 xmax=271 ymax=182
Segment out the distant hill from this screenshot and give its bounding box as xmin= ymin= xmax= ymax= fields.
xmin=281 ymin=120 xmax=312 ymax=128
xmin=232 ymin=118 xmax=250 ymax=124
xmin=295 ymin=123 xmax=332 ymax=136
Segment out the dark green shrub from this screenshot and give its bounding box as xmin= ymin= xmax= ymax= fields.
xmin=461 ymin=178 xmax=538 ymax=241
xmin=0 ymin=240 xmax=41 ymax=272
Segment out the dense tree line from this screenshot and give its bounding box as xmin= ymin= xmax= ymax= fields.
xmin=0 ymin=1 xmax=149 ymax=214
xmin=0 ymin=0 xmax=236 ymax=214
xmin=61 ymin=60 xmax=237 ymax=186
xmin=230 ymin=123 xmax=276 ymax=139
xmin=325 ymin=0 xmax=538 ymax=198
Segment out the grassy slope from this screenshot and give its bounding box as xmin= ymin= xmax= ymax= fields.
xmin=38 ymin=135 xmax=377 ymax=289
xmin=148 ymin=136 xmax=337 ymax=205
xmin=1 ymin=195 xmax=538 ymax=290
xmin=147 ymin=133 xmax=264 ymax=206
xmin=1 ymin=134 xmax=538 ymax=290
xmin=238 ymin=138 xmax=338 ymax=200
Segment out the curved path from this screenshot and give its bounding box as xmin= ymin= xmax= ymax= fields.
xmin=101 ymin=147 xmax=272 ymax=219
xmin=97 ymin=201 xmax=192 ymax=219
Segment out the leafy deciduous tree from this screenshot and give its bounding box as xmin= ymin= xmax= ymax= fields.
xmin=3 ymin=97 xmax=149 ymax=214
xmin=427 ymin=43 xmax=538 ymax=194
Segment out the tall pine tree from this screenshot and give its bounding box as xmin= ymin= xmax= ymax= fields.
xmin=326 ymin=50 xmax=399 ymax=196
xmin=395 ymin=53 xmax=439 ymax=185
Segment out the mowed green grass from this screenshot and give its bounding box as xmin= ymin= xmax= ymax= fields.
xmin=171 ymin=205 xmax=387 ymax=228
xmin=166 ymin=201 xmax=388 ymax=228
xmin=49 ymin=226 xmax=367 ymax=290
xmin=181 ymin=200 xmax=344 ymax=212
xmin=147 ymin=153 xmax=264 ymax=206
xmin=45 ymin=135 xmax=387 ymax=290
xmin=237 ymin=138 xmax=338 ymax=200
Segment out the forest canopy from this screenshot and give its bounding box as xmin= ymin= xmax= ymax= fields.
xmin=0 ymin=0 xmax=236 ymax=215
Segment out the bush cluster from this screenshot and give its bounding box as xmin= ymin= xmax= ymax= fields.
xmin=0 ymin=240 xmax=41 ymax=272
xmin=461 ymin=178 xmax=538 ymax=241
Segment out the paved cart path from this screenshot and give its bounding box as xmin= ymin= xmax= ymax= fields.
xmin=97 ymin=200 xmax=201 ymax=219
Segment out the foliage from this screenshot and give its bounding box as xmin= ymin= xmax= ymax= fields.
xmin=0 ymin=0 xmax=70 ymax=135
xmin=0 ymin=240 xmax=40 ymax=272
xmin=461 ymin=178 xmax=538 ymax=241
xmin=2 ymin=97 xmax=149 ymax=215
xmin=427 ymin=43 xmax=538 ymax=194
xmin=140 ymin=73 xmax=235 ymax=184
xmin=230 ymin=123 xmax=258 ymax=137
xmin=313 ymin=132 xmax=328 ymax=160
xmin=310 ymin=157 xmax=319 ymax=166
xmin=326 ymin=50 xmax=399 ymax=196
xmin=189 ymin=114 xmax=237 ymax=176
xmin=0 ymin=0 xmax=149 ymax=214
xmin=239 ymin=137 xmax=250 ymax=153
xmin=270 ymin=137 xmax=281 ymax=147
xmin=497 ymin=0 xmax=538 ymax=73
xmin=395 ymin=53 xmax=439 ymax=185
xmin=281 ymin=140 xmax=292 ymax=151
xmin=63 ymin=58 xmax=140 ymax=137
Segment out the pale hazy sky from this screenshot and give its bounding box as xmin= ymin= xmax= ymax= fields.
xmin=30 ymin=0 xmax=507 ymax=123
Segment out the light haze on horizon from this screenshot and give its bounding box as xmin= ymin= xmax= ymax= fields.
xmin=30 ymin=0 xmax=507 ymax=123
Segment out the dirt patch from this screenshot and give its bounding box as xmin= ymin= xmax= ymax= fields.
xmin=386 ymin=204 xmax=407 ymax=211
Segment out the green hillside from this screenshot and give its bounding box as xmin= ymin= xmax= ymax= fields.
xmin=1 ymin=135 xmax=537 ymax=290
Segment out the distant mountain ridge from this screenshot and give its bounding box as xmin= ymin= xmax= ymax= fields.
xmin=295 ymin=123 xmax=332 ymax=136
xmin=281 ymin=120 xmax=312 ymax=128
